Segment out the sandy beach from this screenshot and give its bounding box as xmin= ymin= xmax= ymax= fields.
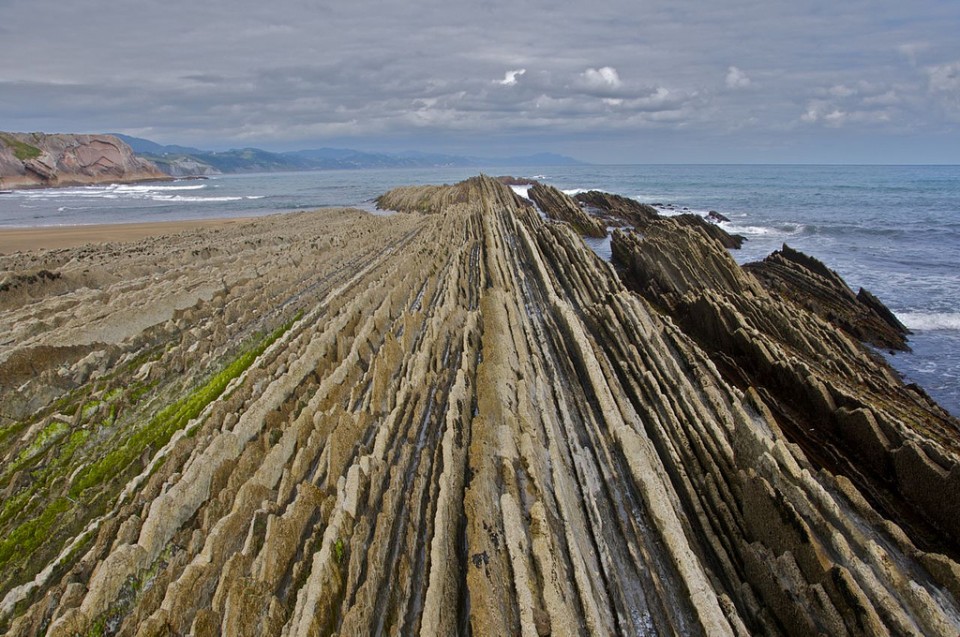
xmin=0 ymin=217 xmax=255 ymax=254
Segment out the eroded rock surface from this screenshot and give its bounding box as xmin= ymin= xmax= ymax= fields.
xmin=745 ymin=243 xmax=910 ymax=350
xmin=2 ymin=176 xmax=959 ymax=636
xmin=527 ymin=182 xmax=608 ymax=237
xmin=0 ymin=133 xmax=167 ymax=189
xmin=574 ymin=189 xmax=659 ymax=227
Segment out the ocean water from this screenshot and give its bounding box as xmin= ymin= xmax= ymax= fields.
xmin=1 ymin=165 xmax=958 ymax=416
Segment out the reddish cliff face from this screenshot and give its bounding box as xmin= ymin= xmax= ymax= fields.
xmin=0 ymin=132 xmax=168 ymax=189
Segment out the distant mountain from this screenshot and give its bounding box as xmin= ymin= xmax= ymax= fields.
xmin=113 ymin=135 xmax=587 ymax=176
xmin=112 ymin=134 xmax=203 ymax=156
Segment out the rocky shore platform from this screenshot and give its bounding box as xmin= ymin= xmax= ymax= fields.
xmin=1 ymin=176 xmax=959 ymax=636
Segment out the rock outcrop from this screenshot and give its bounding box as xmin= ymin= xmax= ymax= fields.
xmin=527 ymin=182 xmax=608 ymax=237
xmin=574 ymin=189 xmax=659 ymax=226
xmin=573 ymin=188 xmax=745 ymax=248
xmin=1 ymin=176 xmax=958 ymax=636
xmin=612 ymin=222 xmax=960 ymax=557
xmin=745 ymin=244 xmax=910 ymax=351
xmin=0 ymin=132 xmax=168 ymax=189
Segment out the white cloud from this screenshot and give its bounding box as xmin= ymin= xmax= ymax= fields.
xmin=800 ymin=99 xmax=892 ymax=127
xmin=898 ymin=42 xmax=929 ymax=67
xmin=581 ymin=66 xmax=622 ymax=90
xmin=725 ymin=66 xmax=750 ymax=89
xmin=498 ymin=68 xmax=526 ymax=86
xmin=863 ymin=90 xmax=900 ymax=106
xmin=827 ymin=84 xmax=856 ymax=97
xmin=927 ymin=61 xmax=960 ymax=93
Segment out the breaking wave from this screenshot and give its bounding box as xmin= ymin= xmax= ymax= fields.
xmin=896 ymin=312 xmax=960 ymax=332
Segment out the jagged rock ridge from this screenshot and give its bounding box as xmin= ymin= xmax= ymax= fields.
xmin=744 ymin=243 xmax=910 ymax=351
xmin=0 ymin=176 xmax=958 ymax=636
xmin=0 ymin=133 xmax=168 ymax=189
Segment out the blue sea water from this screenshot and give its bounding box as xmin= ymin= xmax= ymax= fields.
xmin=1 ymin=165 xmax=958 ymax=416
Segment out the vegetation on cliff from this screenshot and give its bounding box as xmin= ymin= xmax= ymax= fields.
xmin=0 ymin=132 xmax=168 ymax=190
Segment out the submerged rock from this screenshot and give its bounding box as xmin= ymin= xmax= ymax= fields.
xmin=1 ymin=176 xmax=958 ymax=636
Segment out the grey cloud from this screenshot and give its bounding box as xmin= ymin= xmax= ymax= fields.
xmin=1 ymin=0 xmax=958 ymax=160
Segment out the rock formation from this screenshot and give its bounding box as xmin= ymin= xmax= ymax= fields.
xmin=572 ymin=188 xmax=745 ymax=249
xmin=0 ymin=133 xmax=168 ymax=190
xmin=574 ymin=190 xmax=659 ymax=227
xmin=526 ymin=183 xmax=608 ymax=237
xmin=744 ymin=244 xmax=910 ymax=351
xmin=1 ymin=176 xmax=958 ymax=636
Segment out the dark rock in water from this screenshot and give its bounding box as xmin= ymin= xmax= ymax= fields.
xmin=707 ymin=210 xmax=730 ymax=223
xmin=495 ymin=175 xmax=540 ymax=186
xmin=672 ymin=213 xmax=745 ymax=249
xmin=858 ymin=286 xmax=910 ymax=335
xmin=744 ymin=243 xmax=910 ymax=351
xmin=573 ymin=190 xmax=659 ymax=226
xmin=527 ymin=182 xmax=607 ymax=237
xmin=573 ymin=190 xmax=744 ymax=248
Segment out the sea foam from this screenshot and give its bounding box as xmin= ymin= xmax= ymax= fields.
xmin=896 ymin=312 xmax=960 ymax=332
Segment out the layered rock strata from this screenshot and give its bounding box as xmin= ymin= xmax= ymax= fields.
xmin=526 ymin=182 xmax=608 ymax=237
xmin=571 ymin=188 xmax=745 ymax=248
xmin=574 ymin=190 xmax=659 ymax=227
xmin=0 ymin=133 xmax=167 ymax=189
xmin=744 ymin=244 xmax=910 ymax=351
xmin=612 ymin=222 xmax=960 ymax=558
xmin=1 ymin=177 xmax=958 ymax=636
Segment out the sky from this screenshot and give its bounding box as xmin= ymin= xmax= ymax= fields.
xmin=1 ymin=0 xmax=959 ymax=163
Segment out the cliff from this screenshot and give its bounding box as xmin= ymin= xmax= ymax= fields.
xmin=0 ymin=132 xmax=168 ymax=189
xmin=1 ymin=176 xmax=958 ymax=636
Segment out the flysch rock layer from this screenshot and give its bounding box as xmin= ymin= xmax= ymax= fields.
xmin=526 ymin=183 xmax=608 ymax=238
xmin=1 ymin=176 xmax=958 ymax=636
xmin=744 ymin=244 xmax=910 ymax=351
xmin=0 ymin=133 xmax=167 ymax=190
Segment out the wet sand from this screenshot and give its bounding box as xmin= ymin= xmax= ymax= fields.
xmin=0 ymin=217 xmax=256 ymax=254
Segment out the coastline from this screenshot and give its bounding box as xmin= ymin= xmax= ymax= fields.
xmin=0 ymin=216 xmax=256 ymax=254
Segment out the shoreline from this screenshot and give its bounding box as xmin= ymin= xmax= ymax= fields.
xmin=0 ymin=216 xmax=258 ymax=254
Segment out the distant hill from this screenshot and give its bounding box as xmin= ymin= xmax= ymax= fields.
xmin=112 ymin=134 xmax=587 ymax=176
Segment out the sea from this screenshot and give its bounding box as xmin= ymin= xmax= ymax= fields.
xmin=1 ymin=164 xmax=958 ymax=417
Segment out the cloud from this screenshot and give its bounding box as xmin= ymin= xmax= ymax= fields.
xmin=926 ymin=61 xmax=960 ymax=120
xmin=927 ymin=61 xmax=960 ymax=93
xmin=0 ymin=0 xmax=958 ymax=160
xmin=897 ymin=42 xmax=929 ymax=67
xmin=800 ymin=98 xmax=892 ymax=128
xmin=581 ymin=67 xmax=622 ymax=90
xmin=498 ymin=69 xmax=526 ymax=86
xmin=725 ymin=66 xmax=750 ymax=89
xmin=827 ymin=84 xmax=856 ymax=97
xmin=862 ymin=90 xmax=900 ymax=107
